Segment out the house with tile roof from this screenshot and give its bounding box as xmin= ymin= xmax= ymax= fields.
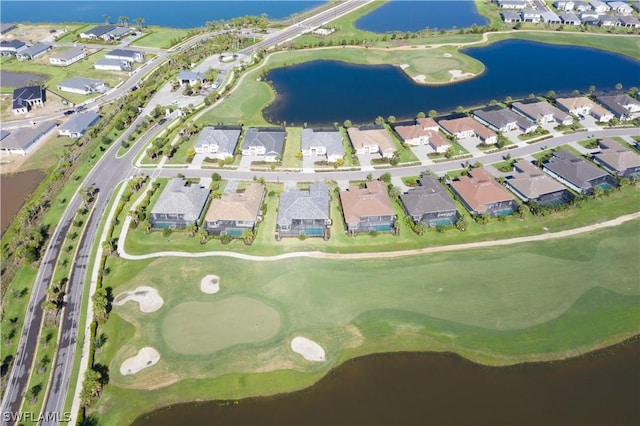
xmin=0 ymin=122 xmax=56 ymax=156
xmin=438 ymin=117 xmax=498 ymax=144
xmin=592 ymin=139 xmax=640 ymax=178
xmin=57 ymin=77 xmax=107 ymax=95
xmin=194 ymin=126 xmax=241 ymax=160
xmin=347 ymin=126 xmax=397 ymax=158
xmin=473 ymin=107 xmax=537 ymax=133
xmin=276 ymin=182 xmax=331 ymax=239
xmin=204 ymin=182 xmax=265 ymax=236
xmin=400 ymin=176 xmax=459 ymax=227
xmin=300 ymin=129 xmax=344 ymax=163
xmin=12 ymin=86 xmax=45 ymax=114
xmin=106 ymin=49 xmax=145 ymax=63
xmin=543 ymin=150 xmax=616 ymax=194
xmin=596 ymin=94 xmax=640 ymax=120
xmin=0 ymin=39 xmax=27 ymax=56
xmin=555 ymin=96 xmax=614 ymax=122
xmin=94 ymin=57 xmax=131 ymax=71
xmin=49 ymin=46 xmax=86 ymax=66
xmin=149 ymin=179 xmax=210 ymax=229
xmin=16 ymin=43 xmax=52 ymax=60
xmin=58 ymin=111 xmax=101 ymax=138
xmin=505 ymin=160 xmax=574 ymax=206
xmin=512 ymin=101 xmax=573 ymax=125
xmin=241 ymin=128 xmax=286 ymax=162
xmin=340 ymin=180 xmax=396 ymax=233
xmin=449 ymin=168 xmax=518 ymax=217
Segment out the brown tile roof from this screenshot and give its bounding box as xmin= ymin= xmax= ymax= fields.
xmin=416 ymin=117 xmax=439 ymax=130
xmin=427 ymin=130 xmax=450 ymax=148
xmin=340 ymin=180 xmax=395 ymax=225
xmin=205 ymin=182 xmax=265 ymax=222
xmin=347 ymin=127 xmax=396 ymax=155
xmin=394 ymin=124 xmax=431 ymax=142
xmin=450 ymin=168 xmax=515 ymax=213
xmin=555 ymin=96 xmax=593 ymax=111
xmin=439 ymin=117 xmax=496 ymax=140
xmin=594 ymin=139 xmax=640 ymax=172
xmin=508 ymin=159 xmax=568 ymax=199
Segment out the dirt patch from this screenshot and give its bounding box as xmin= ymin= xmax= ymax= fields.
xmin=344 ymin=324 xmax=365 ymax=349
xmin=5 ymin=24 xmax=76 ymax=44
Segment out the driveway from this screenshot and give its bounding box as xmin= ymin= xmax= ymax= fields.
xmin=356 ymin=152 xmax=378 ymax=171
xmin=302 ymin=153 xmax=322 ymax=172
xmin=409 ymin=144 xmax=434 ymax=165
xmin=457 ymin=137 xmax=484 ymax=157
xmin=239 ymin=154 xmax=261 ymax=171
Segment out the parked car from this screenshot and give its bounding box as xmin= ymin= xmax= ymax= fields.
xmin=63 ymin=110 xmax=75 ymax=115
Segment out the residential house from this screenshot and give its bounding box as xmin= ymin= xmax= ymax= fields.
xmin=597 ymin=94 xmax=640 ymax=120
xmin=58 ymin=111 xmax=101 ymax=138
xmin=542 ymin=11 xmax=563 ymax=24
xmin=560 ymin=12 xmax=581 ymax=24
xmin=589 ymin=0 xmax=611 ymax=12
xmin=512 ymin=101 xmax=573 ymax=125
xmin=473 ymin=107 xmax=537 ymax=133
xmin=496 ymin=0 xmax=528 ymax=9
xmin=340 ymin=180 xmax=396 ymax=233
xmin=542 ymin=149 xmax=615 ymax=194
xmin=607 ymin=1 xmax=633 ymax=14
xmin=178 ymin=71 xmax=206 ymax=87
xmin=415 ymin=118 xmax=451 ymax=152
xmin=300 ymin=129 xmax=344 ymax=163
xmin=554 ymin=1 xmax=575 ymax=11
xmin=105 ymin=48 xmax=145 ymax=63
xmin=56 ymin=77 xmax=107 ymax=95
xmin=12 ymin=86 xmax=45 ymax=114
xmin=555 ymin=96 xmax=614 ymax=122
xmin=94 ymin=57 xmax=131 ymax=71
xmin=0 ymin=23 xmax=17 ymax=35
xmin=241 ymin=127 xmax=286 ymax=162
xmin=502 ymin=10 xmax=524 ymax=22
xmin=416 ymin=117 xmax=440 ymax=131
xmin=632 ymin=1 xmax=640 ymax=12
xmin=149 ymin=178 xmax=210 ymax=229
xmin=592 ymin=138 xmax=640 ymax=178
xmin=573 ymin=1 xmax=593 ymax=11
xmin=505 ymin=159 xmax=573 ymax=206
xmin=449 ymin=168 xmax=518 ymax=217
xmin=0 ymin=39 xmax=27 ymax=56
xmin=204 ymin=182 xmax=265 ymax=236
xmin=347 ymin=126 xmax=397 ymax=158
xmin=438 ymin=117 xmax=498 ymax=144
xmin=194 ymin=126 xmax=241 ymax=160
xmin=49 ymin=46 xmax=86 ymax=66
xmin=618 ymin=15 xmax=640 ymax=27
xmin=598 ymin=14 xmax=620 ymax=26
xmin=276 ymin=182 xmax=331 ymax=238
xmin=80 ymin=25 xmax=131 ymax=41
xmin=394 ymin=122 xmax=432 ymax=146
xmin=521 ymin=8 xmax=543 ymax=22
xmin=580 ymin=14 xmax=600 ymax=25
xmin=16 ymin=43 xmax=52 ymax=60
xmin=399 ymin=176 xmax=459 ymax=227
xmin=0 ymin=122 xmax=56 ymax=156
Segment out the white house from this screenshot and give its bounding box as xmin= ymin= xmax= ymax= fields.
xmin=607 ymin=1 xmax=633 ymax=14
xmin=16 ymin=43 xmax=52 ymax=60
xmin=178 ymin=71 xmax=206 ymax=87
xmin=58 ymin=111 xmax=101 ymax=138
xmin=194 ymin=126 xmax=241 ymax=160
xmin=105 ymin=48 xmax=145 ymax=63
xmin=0 ymin=122 xmax=56 ymax=155
xmin=589 ymin=0 xmax=611 ymax=12
xmin=300 ymin=129 xmax=344 ymax=163
xmin=94 ymin=57 xmax=131 ymax=71
xmin=49 ymin=46 xmax=86 ymax=66
xmin=554 ymin=1 xmax=575 ymax=11
xmin=56 ymin=77 xmax=107 ymax=95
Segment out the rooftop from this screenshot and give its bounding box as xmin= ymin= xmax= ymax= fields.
xmin=347 ymin=127 xmax=396 ymax=154
xmin=243 ymin=128 xmax=286 ymax=156
xmin=593 ymin=139 xmax=640 ymax=172
xmin=439 ymin=116 xmax=496 ymax=140
xmin=400 ymin=176 xmax=457 ymax=217
xmin=196 ymin=126 xmax=241 ymax=154
xmin=544 ymin=150 xmax=609 ymax=189
xmin=300 ymin=129 xmax=344 ymax=158
xmin=277 ymin=181 xmax=330 ymax=226
xmin=205 ymin=182 xmax=265 ymax=222
xmin=58 ymin=111 xmax=101 ymax=135
xmin=450 ymin=168 xmax=515 ymax=213
xmin=49 ymin=46 xmax=85 ymax=61
xmin=151 ymin=179 xmax=210 ymax=222
xmin=340 ymin=180 xmax=395 ymax=224
xmin=507 ymin=159 xmax=568 ymax=199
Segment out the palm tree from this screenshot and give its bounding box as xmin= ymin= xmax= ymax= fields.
xmin=118 ymin=16 xmax=129 ymax=27
xmin=199 ymin=229 xmax=209 ymax=244
xmin=185 ymin=223 xmax=197 ymax=237
xmin=135 ymin=17 xmax=145 ymax=31
xmin=103 ymin=14 xmax=110 ymax=24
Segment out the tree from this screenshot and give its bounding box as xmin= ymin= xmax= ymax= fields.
xmin=546 ymin=90 xmax=556 ymax=100
xmin=588 ymin=85 xmax=596 ymax=95
xmin=118 ymin=16 xmax=129 ymax=27
xmin=135 ymin=17 xmax=145 ymax=30
xmin=417 ymin=111 xmax=426 ymax=119
xmin=186 ymin=223 xmax=197 ymax=237
xmin=25 ymin=383 xmax=42 ymax=404
xmin=615 ymin=82 xmax=623 ymax=92
xmin=103 ymin=14 xmax=110 ymax=24
xmin=199 ymin=229 xmax=209 ymax=244
xmin=455 ymin=217 xmax=467 ymax=232
xmin=380 ymin=172 xmax=392 ymax=183
xmin=387 ymin=115 xmax=396 ymax=123
xmin=374 ymin=116 xmax=385 ymax=125
xmin=428 ymin=109 xmax=437 ymax=118
xmin=455 ymin=105 xmax=464 ymax=113
xmin=80 ymin=369 xmax=102 ymax=407
xmin=93 ymin=287 xmax=110 ymax=324
xmin=505 ymin=96 xmax=513 ymax=104
xmin=343 ymin=119 xmax=352 ymax=128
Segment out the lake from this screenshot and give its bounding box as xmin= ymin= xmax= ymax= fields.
xmin=133 ymin=337 xmax=640 ymax=426
xmin=264 ymin=40 xmax=640 ymax=125
xmin=355 ymin=0 xmax=488 ymax=33
xmin=0 ymin=169 xmax=45 ymax=236
xmin=0 ymin=1 xmax=325 ymax=28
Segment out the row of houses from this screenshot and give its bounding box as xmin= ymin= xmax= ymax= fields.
xmin=0 ymin=39 xmax=52 ymax=60
xmin=79 ymin=25 xmax=133 ymax=42
xmin=0 ymin=111 xmax=101 ymax=155
xmin=147 ymin=138 xmax=639 ymax=238
xmin=500 ymin=0 xmax=640 ymax=26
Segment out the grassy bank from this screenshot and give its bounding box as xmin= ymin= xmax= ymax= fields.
xmin=93 ymin=218 xmax=640 ymax=425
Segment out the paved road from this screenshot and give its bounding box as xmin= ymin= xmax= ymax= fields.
xmin=0 ymin=2 xmax=374 ymax=425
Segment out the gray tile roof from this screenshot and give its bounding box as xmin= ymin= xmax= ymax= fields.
xmin=593 ymin=139 xmax=640 ymax=173
xmin=178 ymin=71 xmax=205 ymax=81
xmin=0 ymin=39 xmax=26 ymax=50
xmin=57 ymin=77 xmax=105 ymax=92
xmin=107 ymin=48 xmax=143 ymax=60
xmin=151 ymin=178 xmax=210 ymax=222
xmin=58 ymin=111 xmax=100 ymax=135
xmin=196 ymin=126 xmax=241 ymax=155
xmin=0 ymin=121 xmax=56 ymax=151
xmin=544 ymin=150 xmax=609 ymax=190
xmin=95 ymin=57 xmax=130 ymax=68
xmin=597 ymin=94 xmax=639 ymax=118
xmin=507 ymin=159 xmax=568 ymax=199
xmin=83 ymin=25 xmax=116 ymax=37
xmin=12 ymin=86 xmax=44 ymax=110
xmin=243 ymin=128 xmax=285 ymax=157
xmin=473 ymin=108 xmax=535 ymax=131
xmin=50 ymin=46 xmax=85 ymax=61
xmin=301 ymin=129 xmax=344 ymax=158
xmin=277 ymin=182 xmax=330 ymax=226
xmin=18 ymin=42 xmax=51 ymax=58
xmin=400 ymin=176 xmax=457 ymax=217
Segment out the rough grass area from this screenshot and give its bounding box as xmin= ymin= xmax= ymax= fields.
xmin=94 ymin=219 xmax=640 ymax=425
xmin=131 ymin=27 xmax=194 ymax=49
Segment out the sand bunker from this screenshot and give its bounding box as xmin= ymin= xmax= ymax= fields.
xmin=399 ymin=63 xmax=409 ymax=69
xmin=120 ymin=347 xmax=160 ymax=375
xmin=291 ymin=336 xmax=325 ymax=362
xmin=449 ymin=69 xmax=474 ymax=80
xmin=413 ymin=74 xmax=426 ymax=83
xmin=200 ymin=275 xmax=221 ymax=294
xmin=443 ymin=53 xmax=452 ymax=58
xmin=113 ymin=286 xmax=164 ymax=313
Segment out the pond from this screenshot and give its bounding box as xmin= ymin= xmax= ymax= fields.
xmin=133 ymin=337 xmax=640 ymax=426
xmin=263 ymin=40 xmax=640 ymax=125
xmin=0 ymin=169 xmax=45 ymax=236
xmin=355 ymin=0 xmax=488 ymax=33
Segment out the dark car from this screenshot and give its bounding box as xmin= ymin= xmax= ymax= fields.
xmin=76 ymin=106 xmax=86 ymax=112
xmin=63 ymin=110 xmax=75 ymax=115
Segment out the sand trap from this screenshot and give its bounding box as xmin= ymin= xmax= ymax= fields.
xmin=291 ymin=336 xmax=325 ymax=362
xmin=413 ymin=74 xmax=426 ymax=83
xmin=200 ymin=274 xmax=221 ymax=294
xmin=449 ymin=69 xmax=474 ymax=80
xmin=120 ymin=347 xmax=160 ymax=375
xmin=113 ymin=286 xmax=164 ymax=313
xmin=399 ymin=63 xmax=409 ymax=69
xmin=443 ymin=53 xmax=452 ymax=58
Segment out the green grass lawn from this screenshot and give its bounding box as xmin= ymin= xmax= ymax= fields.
xmin=94 ymin=216 xmax=640 ymax=425
xmin=131 ymin=27 xmax=194 ymax=49
xmin=17 ymin=135 xmax=76 ymax=172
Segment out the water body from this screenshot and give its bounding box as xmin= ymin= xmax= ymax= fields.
xmin=0 ymin=169 xmax=45 ymax=236
xmin=0 ymin=1 xmax=324 ymax=28
xmin=355 ymin=0 xmax=488 ymax=33
xmin=264 ymin=40 xmax=640 ymax=125
xmin=133 ymin=338 xmax=640 ymax=426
